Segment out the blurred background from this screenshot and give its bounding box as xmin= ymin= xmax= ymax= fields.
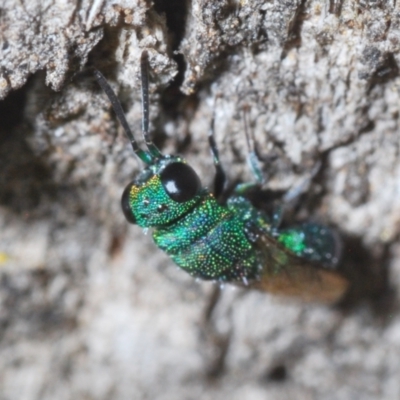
xmin=1 ymin=1 xmax=400 ymax=399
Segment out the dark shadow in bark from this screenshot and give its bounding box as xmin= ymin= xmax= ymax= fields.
xmin=0 ymin=75 xmax=56 ymax=213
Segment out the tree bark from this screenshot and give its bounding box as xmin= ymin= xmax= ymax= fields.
xmin=1 ymin=1 xmax=400 ymax=399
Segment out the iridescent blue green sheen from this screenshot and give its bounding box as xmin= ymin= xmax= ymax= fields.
xmin=124 ymin=157 xmax=347 ymax=302
xmin=278 ymin=223 xmax=341 ymax=266
xmin=278 ymin=230 xmax=306 ymax=254
xmin=153 ymin=193 xmax=266 ymax=281
xmin=126 ymin=159 xmax=342 ymax=285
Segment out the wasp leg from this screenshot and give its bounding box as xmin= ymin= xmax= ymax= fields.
xmin=273 ymin=163 xmax=342 ymax=267
xmin=232 ymin=109 xmax=265 ymax=195
xmin=270 ymin=161 xmax=322 ymax=231
xmin=243 ymin=108 xmax=265 ymax=185
xmin=283 ymin=161 xmax=321 ymax=203
xmin=208 ymin=113 xmax=227 ymax=200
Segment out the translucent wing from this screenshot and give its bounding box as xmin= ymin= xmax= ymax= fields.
xmin=247 ymin=233 xmax=349 ymax=304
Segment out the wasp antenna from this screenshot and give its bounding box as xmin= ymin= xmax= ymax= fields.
xmin=208 ymin=105 xmax=227 ymax=199
xmin=140 ymin=51 xmax=163 ymax=159
xmin=94 ymin=69 xmax=152 ymax=164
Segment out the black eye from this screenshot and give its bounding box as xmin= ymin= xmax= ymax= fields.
xmin=160 ymin=162 xmax=201 ymax=203
xmin=121 ymin=183 xmax=136 ymax=224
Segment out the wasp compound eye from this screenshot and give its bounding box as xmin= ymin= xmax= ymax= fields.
xmin=160 ymin=162 xmax=201 ymax=203
xmin=121 ymin=183 xmax=137 ymax=224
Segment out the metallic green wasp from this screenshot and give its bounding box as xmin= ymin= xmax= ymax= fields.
xmin=95 ymin=51 xmax=348 ymax=304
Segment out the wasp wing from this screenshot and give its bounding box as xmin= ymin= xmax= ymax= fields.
xmin=247 ymin=233 xmax=349 ymax=303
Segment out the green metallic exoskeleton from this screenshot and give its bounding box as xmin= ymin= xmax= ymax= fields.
xmin=95 ymin=51 xmax=348 ymax=303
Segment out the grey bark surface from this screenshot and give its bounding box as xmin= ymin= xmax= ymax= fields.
xmin=1 ymin=1 xmax=400 ymax=399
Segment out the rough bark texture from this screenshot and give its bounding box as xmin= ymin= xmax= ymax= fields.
xmin=1 ymin=1 xmax=400 ymax=399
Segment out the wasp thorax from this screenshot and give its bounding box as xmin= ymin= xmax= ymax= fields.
xmin=121 ymin=162 xmax=203 ymax=228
